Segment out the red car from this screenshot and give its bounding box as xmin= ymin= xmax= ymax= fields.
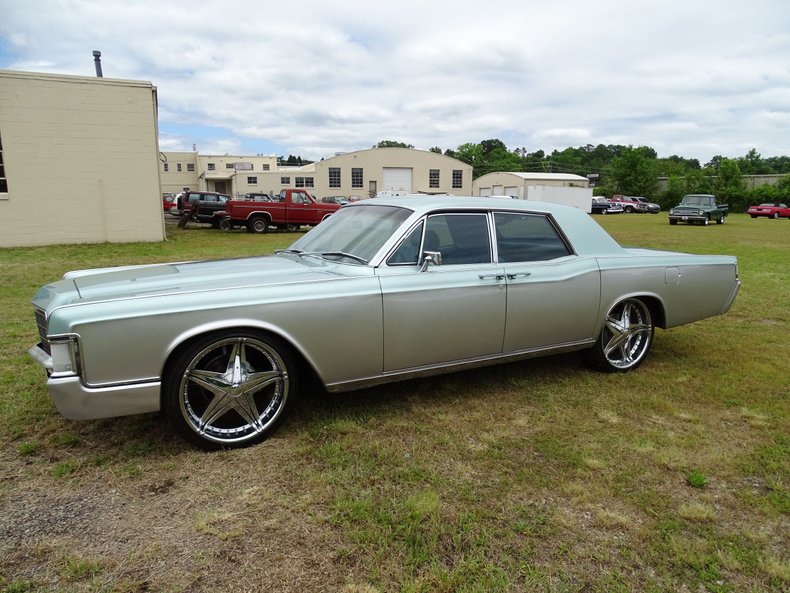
xmin=162 ymin=193 xmax=175 ymax=212
xmin=747 ymin=202 xmax=790 ymax=219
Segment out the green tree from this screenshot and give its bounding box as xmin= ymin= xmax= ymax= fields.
xmin=715 ymin=158 xmax=745 ymax=199
xmin=429 ymin=146 xmax=443 ymax=154
xmin=375 ymin=140 xmax=414 ymax=149
xmin=606 ymin=146 xmax=659 ymax=198
xmin=454 ymin=143 xmax=484 ymax=169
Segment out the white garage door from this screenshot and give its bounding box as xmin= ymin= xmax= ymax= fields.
xmin=492 ymin=185 xmax=504 ymax=195
xmin=382 ymin=168 xmax=413 ymax=193
xmin=479 ymin=187 xmax=492 ymax=197
xmin=505 ymin=186 xmax=519 ymax=198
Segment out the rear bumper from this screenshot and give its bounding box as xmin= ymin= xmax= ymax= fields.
xmin=29 ymin=343 xmax=161 ymax=420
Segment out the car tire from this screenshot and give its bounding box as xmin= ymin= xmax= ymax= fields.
xmin=162 ymin=330 xmax=298 ymax=450
xmin=583 ymin=297 xmax=654 ymax=373
xmin=702 ymin=215 xmax=710 ymax=226
xmin=625 ymin=206 xmax=633 ymax=213
xmin=248 ymin=216 xmax=269 ymax=234
xmin=218 ymin=217 xmax=232 ymax=231
xmin=717 ymin=214 xmax=725 ymax=224
xmin=669 ymin=219 xmax=678 ymax=225
xmin=772 ymin=212 xmax=779 ymax=219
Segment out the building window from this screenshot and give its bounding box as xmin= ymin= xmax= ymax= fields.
xmin=452 ymin=169 xmax=463 ymax=189
xmin=295 ymin=177 xmax=315 ymax=188
xmin=351 ymin=168 xmax=363 ymax=188
xmin=177 ymin=163 xmax=182 ymax=172
xmin=0 ymin=133 xmax=7 ymax=193
xmin=429 ymin=169 xmax=440 ymax=188
xmin=329 ymin=167 xmax=341 ymax=188
xmin=163 ymin=163 xmax=169 ymax=172
xmin=208 ymin=163 xmax=216 ymax=171
xmin=247 ymin=176 xmax=257 ymax=184
xmin=187 ymin=163 xmax=195 ymax=172
xmin=281 ymin=177 xmax=291 ymax=185
xmin=262 ymin=164 xmax=270 ymax=171
xmin=226 ymin=163 xmax=234 ymax=169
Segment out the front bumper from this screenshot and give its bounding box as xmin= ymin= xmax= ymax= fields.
xmin=29 ymin=343 xmax=161 ymax=420
xmin=669 ymin=213 xmax=706 ymax=223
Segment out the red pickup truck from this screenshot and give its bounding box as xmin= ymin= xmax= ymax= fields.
xmin=222 ymin=189 xmax=341 ymax=233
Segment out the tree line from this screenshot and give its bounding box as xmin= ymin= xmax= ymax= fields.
xmin=373 ymin=140 xmax=790 ymax=212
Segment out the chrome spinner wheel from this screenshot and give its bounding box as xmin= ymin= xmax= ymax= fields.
xmin=585 ymin=297 xmax=654 ymax=372
xmin=164 ymin=331 xmax=296 ymax=449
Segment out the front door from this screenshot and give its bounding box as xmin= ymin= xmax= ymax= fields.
xmin=379 ymin=212 xmax=506 ymax=372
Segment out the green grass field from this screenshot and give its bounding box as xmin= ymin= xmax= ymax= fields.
xmin=1 ymin=214 xmax=788 ymax=592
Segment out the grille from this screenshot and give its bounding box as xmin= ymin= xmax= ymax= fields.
xmin=34 ymin=308 xmax=50 ymax=354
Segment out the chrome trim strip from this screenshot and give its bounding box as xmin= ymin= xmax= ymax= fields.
xmin=721 ymin=279 xmax=741 ymax=314
xmin=325 ymin=339 xmax=595 ymax=393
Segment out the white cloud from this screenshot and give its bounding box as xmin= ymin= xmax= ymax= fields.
xmin=2 ymin=0 xmax=789 ymax=163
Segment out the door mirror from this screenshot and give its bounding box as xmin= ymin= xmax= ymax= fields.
xmin=420 ymin=251 xmax=442 ymax=272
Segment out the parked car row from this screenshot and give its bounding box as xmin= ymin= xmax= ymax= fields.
xmin=591 ymin=196 xmax=660 ymax=215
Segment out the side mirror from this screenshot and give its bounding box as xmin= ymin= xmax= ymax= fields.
xmin=420 ymin=251 xmax=442 ymax=272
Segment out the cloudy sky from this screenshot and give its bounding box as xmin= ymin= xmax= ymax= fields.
xmin=2 ymin=0 xmax=788 ymax=164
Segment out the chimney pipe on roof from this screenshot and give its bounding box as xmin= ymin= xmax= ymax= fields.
xmin=92 ymin=50 xmax=103 ymax=77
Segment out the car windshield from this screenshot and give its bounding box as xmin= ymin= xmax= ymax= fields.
xmin=681 ymin=196 xmax=707 ymax=205
xmin=287 ymin=205 xmax=413 ymax=264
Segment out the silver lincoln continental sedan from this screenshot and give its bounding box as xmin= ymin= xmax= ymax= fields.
xmin=30 ymin=196 xmax=740 ymax=449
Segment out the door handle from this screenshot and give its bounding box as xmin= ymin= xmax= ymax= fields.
xmin=479 ymin=273 xmax=505 ymax=280
xmin=506 ymin=272 xmax=532 ymax=280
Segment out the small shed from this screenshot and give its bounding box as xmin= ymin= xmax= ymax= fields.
xmin=473 ymin=172 xmax=592 ymax=212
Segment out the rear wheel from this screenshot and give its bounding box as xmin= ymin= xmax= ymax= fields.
xmin=717 ymin=214 xmax=725 ymax=224
xmin=218 ymin=217 xmax=232 ymax=231
xmin=247 ymin=216 xmax=269 ymax=234
xmin=772 ymin=212 xmax=779 ymax=219
xmin=163 ymin=330 xmax=298 ymax=449
xmin=583 ymin=297 xmax=654 ymax=372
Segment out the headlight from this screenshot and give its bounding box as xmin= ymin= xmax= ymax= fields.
xmin=50 ymin=339 xmax=79 ymax=377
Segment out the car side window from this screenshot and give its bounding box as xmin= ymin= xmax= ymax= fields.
xmin=494 ymin=212 xmax=572 ymax=262
xmin=425 ymin=213 xmax=492 ymax=265
xmin=387 ymin=221 xmax=424 ymax=265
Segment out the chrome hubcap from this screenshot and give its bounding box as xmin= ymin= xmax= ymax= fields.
xmin=179 ymin=337 xmax=288 ymax=444
xmin=602 ymin=299 xmax=653 ymax=369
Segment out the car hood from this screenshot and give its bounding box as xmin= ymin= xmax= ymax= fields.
xmin=32 ymin=255 xmax=351 ymax=310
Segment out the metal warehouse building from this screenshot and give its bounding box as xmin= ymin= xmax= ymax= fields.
xmin=160 ymin=147 xmax=473 ymax=200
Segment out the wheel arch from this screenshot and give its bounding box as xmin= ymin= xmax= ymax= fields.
xmin=246 ymin=210 xmax=273 ymax=223
xmin=159 ymin=320 xmax=324 ymax=404
xmin=600 ymin=292 xmax=667 ymax=331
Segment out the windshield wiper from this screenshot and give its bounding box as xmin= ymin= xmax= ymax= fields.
xmin=296 ymin=251 xmax=368 ymax=264
xmin=274 ymin=248 xmax=304 ymax=255
xmin=320 ymin=251 xmax=368 ymax=264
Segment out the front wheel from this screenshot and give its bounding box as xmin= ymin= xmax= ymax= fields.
xmin=163 ymin=330 xmax=298 ymax=449
xmin=669 ymin=219 xmax=678 ymax=225
xmin=583 ymin=297 xmax=654 ymax=372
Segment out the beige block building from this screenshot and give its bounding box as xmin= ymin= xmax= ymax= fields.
xmin=161 ymin=147 xmax=473 ymax=199
xmin=0 ymin=70 xmax=165 ymax=247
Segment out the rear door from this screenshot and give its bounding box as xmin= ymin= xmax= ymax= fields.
xmin=493 ymin=211 xmax=600 ymax=351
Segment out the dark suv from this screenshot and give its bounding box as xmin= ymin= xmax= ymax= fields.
xmin=176 ymin=191 xmax=229 ymax=225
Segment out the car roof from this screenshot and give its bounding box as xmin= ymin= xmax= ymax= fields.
xmin=347 ymin=195 xmax=626 ymax=257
